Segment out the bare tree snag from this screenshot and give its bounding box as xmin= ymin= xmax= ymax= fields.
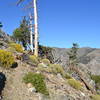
xmin=33 ymin=0 xmax=38 ymax=57
xmin=29 ymin=13 xmax=33 ymax=52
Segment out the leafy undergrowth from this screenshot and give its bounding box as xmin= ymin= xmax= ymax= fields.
xmin=68 ymin=79 xmax=83 ymax=90
xmin=91 ymin=75 xmax=100 ymax=92
xmin=23 ymin=72 xmax=49 ymax=95
xmin=30 ymin=55 xmax=40 ymax=66
xmin=41 ymin=59 xmax=50 ymax=66
xmin=9 ymin=43 xmax=23 ymax=53
xmin=0 ymin=49 xmax=15 ymax=68
xmin=64 ymin=73 xmax=72 ymax=79
xmin=91 ymin=95 xmax=100 ymax=100
xmin=37 ymin=63 xmax=65 ymax=76
xmin=91 ymin=75 xmax=100 ymax=84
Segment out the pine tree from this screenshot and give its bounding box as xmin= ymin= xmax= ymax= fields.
xmin=13 ymin=17 xmax=30 ymax=50
xmin=0 ymin=22 xmax=3 ymax=28
xmin=67 ymin=43 xmax=79 ymax=67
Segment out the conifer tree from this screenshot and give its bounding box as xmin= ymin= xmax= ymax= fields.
xmin=13 ymin=17 xmax=30 ymax=50
xmin=67 ymin=43 xmax=79 ymax=67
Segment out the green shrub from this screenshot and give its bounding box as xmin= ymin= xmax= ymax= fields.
xmin=23 ymin=72 xmax=49 ymax=95
xmin=7 ymin=47 xmax=16 ymax=53
xmin=67 ymin=70 xmax=74 ymax=74
xmin=38 ymin=63 xmax=46 ymax=68
xmin=37 ymin=64 xmax=65 ymax=75
xmin=41 ymin=59 xmax=50 ymax=66
xmin=64 ymin=73 xmax=72 ymax=79
xmin=91 ymin=95 xmax=100 ymax=100
xmin=9 ymin=43 xmax=23 ymax=53
xmin=30 ymin=55 xmax=40 ymax=66
xmin=49 ymin=64 xmax=65 ymax=75
xmin=68 ymin=79 xmax=82 ymax=90
xmin=91 ymin=75 xmax=100 ymax=90
xmin=91 ymin=75 xmax=100 ymax=84
xmin=37 ymin=64 xmax=52 ymax=73
xmin=0 ymin=50 xmax=15 ymax=68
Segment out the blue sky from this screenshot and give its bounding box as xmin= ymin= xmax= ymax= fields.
xmin=0 ymin=0 xmax=100 ymax=48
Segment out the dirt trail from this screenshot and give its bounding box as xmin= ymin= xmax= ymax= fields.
xmin=2 ymin=61 xmax=39 ymax=100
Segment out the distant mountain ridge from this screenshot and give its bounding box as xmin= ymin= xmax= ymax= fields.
xmin=52 ymin=47 xmax=100 ymax=75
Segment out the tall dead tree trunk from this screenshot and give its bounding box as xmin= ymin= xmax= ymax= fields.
xmin=29 ymin=13 xmax=33 ymax=52
xmin=33 ymin=0 xmax=38 ymax=57
xmin=17 ymin=0 xmax=39 ymax=56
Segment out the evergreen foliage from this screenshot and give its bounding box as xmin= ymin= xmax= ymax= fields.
xmin=0 ymin=22 xmax=3 ymax=28
xmin=67 ymin=43 xmax=79 ymax=66
xmin=13 ymin=17 xmax=30 ymax=50
xmin=23 ymin=72 xmax=49 ymax=95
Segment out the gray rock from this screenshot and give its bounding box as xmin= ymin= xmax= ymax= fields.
xmin=28 ymin=87 xmax=36 ymax=93
xmin=57 ymin=73 xmax=63 ymax=79
xmin=22 ymin=53 xmax=30 ymax=62
xmin=87 ymin=57 xmax=100 ymax=75
xmin=0 ymin=30 xmax=11 ymax=42
xmin=0 ymin=41 xmax=8 ymax=49
xmin=41 ymin=94 xmax=75 ymax=100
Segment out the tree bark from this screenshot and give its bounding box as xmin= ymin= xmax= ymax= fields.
xmin=29 ymin=13 xmax=33 ymax=52
xmin=33 ymin=0 xmax=38 ymax=57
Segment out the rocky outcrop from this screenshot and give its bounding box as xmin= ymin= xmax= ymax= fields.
xmin=0 ymin=30 xmax=11 ymax=42
xmin=0 ymin=30 xmax=11 ymax=49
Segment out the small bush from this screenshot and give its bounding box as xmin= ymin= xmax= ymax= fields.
xmin=0 ymin=50 xmax=15 ymax=68
xmin=64 ymin=73 xmax=72 ymax=79
xmin=37 ymin=64 xmax=52 ymax=73
xmin=23 ymin=72 xmax=49 ymax=95
xmin=91 ymin=95 xmax=100 ymax=100
xmin=38 ymin=63 xmax=46 ymax=68
xmin=37 ymin=64 xmax=65 ymax=75
xmin=30 ymin=55 xmax=40 ymax=66
xmin=7 ymin=47 xmax=16 ymax=53
xmin=9 ymin=43 xmax=23 ymax=53
xmin=91 ymin=75 xmax=100 ymax=90
xmin=68 ymin=79 xmax=82 ymax=90
xmin=41 ymin=59 xmax=50 ymax=66
xmin=49 ymin=64 xmax=65 ymax=75
xmin=23 ymin=72 xmax=35 ymax=84
xmin=91 ymin=75 xmax=100 ymax=84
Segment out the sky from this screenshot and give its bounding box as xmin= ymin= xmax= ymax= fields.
xmin=0 ymin=0 xmax=100 ymax=48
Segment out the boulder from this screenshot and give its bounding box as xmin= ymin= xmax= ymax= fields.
xmin=28 ymin=87 xmax=36 ymax=93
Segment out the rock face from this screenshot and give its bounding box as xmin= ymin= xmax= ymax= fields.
xmin=0 ymin=30 xmax=11 ymax=42
xmin=52 ymin=47 xmax=100 ymax=75
xmin=0 ymin=30 xmax=11 ymax=49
